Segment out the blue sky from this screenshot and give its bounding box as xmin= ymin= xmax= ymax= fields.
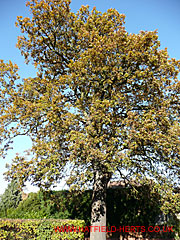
xmin=0 ymin=0 xmax=180 ymax=194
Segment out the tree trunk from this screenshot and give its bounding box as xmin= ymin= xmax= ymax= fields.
xmin=90 ymin=170 xmax=109 ymax=240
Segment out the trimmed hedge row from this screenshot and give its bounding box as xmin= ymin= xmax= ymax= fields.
xmin=0 ymin=218 xmax=85 ymax=240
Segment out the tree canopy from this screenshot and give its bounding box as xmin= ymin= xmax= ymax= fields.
xmin=0 ymin=0 xmax=180 ymax=238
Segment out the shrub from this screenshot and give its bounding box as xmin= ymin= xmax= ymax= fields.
xmin=0 ymin=218 xmax=85 ymax=240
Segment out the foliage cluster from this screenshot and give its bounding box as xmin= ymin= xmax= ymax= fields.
xmin=0 ymin=180 xmax=22 ymax=216
xmin=0 ymin=190 xmax=91 ymax=222
xmin=0 ymin=218 xmax=85 ymax=240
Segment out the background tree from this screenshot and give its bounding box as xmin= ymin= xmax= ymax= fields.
xmin=0 ymin=180 xmax=22 ymax=217
xmin=0 ymin=0 xmax=180 ymax=239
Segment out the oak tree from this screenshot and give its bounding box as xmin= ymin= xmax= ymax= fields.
xmin=0 ymin=0 xmax=180 ymax=239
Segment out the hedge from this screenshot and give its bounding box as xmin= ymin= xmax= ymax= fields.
xmin=0 ymin=218 xmax=85 ymax=240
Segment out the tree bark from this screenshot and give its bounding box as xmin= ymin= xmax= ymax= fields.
xmin=90 ymin=170 xmax=109 ymax=240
